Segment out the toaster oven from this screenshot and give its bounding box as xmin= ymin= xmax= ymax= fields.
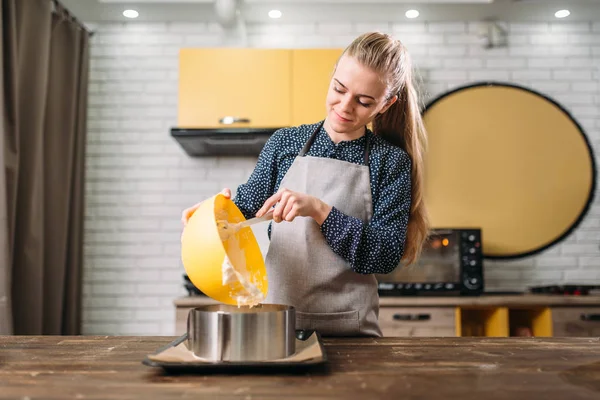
xmin=376 ymin=228 xmax=484 ymax=296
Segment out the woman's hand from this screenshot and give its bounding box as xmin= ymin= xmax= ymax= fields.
xmin=256 ymin=188 xmax=332 ymax=225
xmin=181 ymin=188 xmax=231 ymax=226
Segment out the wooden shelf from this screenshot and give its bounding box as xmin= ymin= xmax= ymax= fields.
xmin=509 ymin=307 xmax=553 ymax=337
xmin=458 ymin=307 xmax=509 ymax=337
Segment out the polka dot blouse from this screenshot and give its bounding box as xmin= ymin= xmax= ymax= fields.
xmin=233 ymin=121 xmax=412 ymax=275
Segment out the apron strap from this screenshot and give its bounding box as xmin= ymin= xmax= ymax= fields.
xmin=299 ymin=120 xmax=371 ymax=166
xmin=298 ymin=121 xmax=323 ymax=157
xmin=363 ymin=132 xmax=371 ymax=166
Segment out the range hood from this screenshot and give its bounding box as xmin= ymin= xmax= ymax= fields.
xmin=170 ymin=127 xmax=281 ymax=157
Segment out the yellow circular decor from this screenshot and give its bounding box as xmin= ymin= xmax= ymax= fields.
xmin=422 ymin=83 xmax=596 ymax=259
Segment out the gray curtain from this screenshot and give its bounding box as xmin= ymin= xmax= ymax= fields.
xmin=0 ymin=0 xmax=89 ymax=335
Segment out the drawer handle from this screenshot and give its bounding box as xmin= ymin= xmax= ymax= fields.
xmin=580 ymin=313 xmax=600 ymax=322
xmin=219 ymin=116 xmax=251 ymax=124
xmin=393 ymin=313 xmax=431 ymax=321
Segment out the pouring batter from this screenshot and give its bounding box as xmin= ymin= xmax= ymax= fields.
xmin=182 ymin=32 xmax=429 ymax=337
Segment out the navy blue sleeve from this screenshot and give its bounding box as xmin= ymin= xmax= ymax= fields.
xmin=319 ymin=151 xmax=412 ymax=274
xmin=232 ymin=131 xmax=283 ymax=220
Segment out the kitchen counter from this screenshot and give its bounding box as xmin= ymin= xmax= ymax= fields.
xmin=174 ymin=294 xmax=600 ymax=307
xmin=1 ymin=335 xmax=599 ymax=399
xmin=173 ymin=295 xmax=600 ymax=337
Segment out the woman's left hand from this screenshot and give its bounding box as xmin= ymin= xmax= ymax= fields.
xmin=256 ymin=188 xmax=332 ymax=225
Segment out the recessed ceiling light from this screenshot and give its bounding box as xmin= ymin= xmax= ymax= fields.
xmin=123 ymin=9 xmax=139 ymax=19
xmin=405 ymin=9 xmax=420 ymax=19
xmin=268 ymin=9 xmax=282 ymax=19
xmin=555 ymin=9 xmax=570 ymax=19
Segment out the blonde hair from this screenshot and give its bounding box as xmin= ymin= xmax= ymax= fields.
xmin=342 ymin=32 xmax=430 ymax=265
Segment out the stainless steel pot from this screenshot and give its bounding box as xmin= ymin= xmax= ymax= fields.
xmin=187 ymin=303 xmax=295 ymax=361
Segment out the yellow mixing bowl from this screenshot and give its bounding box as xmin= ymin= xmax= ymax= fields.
xmin=181 ymin=194 xmax=268 ymax=305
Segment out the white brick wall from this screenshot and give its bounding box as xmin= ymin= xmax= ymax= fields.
xmin=84 ymin=20 xmax=600 ymax=335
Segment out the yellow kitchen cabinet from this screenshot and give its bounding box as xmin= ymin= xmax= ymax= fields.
xmin=508 ymin=307 xmax=553 ymax=337
xmin=456 ymin=306 xmax=553 ymax=337
xmin=291 ymin=49 xmax=343 ymax=126
xmin=178 ymin=48 xmax=292 ymax=128
xmin=458 ymin=307 xmax=509 ymax=337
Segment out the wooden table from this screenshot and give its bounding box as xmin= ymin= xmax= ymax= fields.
xmin=1 ymin=336 xmax=600 ymax=400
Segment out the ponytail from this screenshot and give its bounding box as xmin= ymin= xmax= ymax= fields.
xmin=373 ymin=79 xmax=430 ymax=265
xmin=345 ymin=31 xmax=430 ymax=265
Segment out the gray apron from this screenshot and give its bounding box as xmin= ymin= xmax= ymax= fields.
xmin=265 ymin=121 xmax=382 ymax=337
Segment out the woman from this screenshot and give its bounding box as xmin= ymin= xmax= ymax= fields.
xmin=182 ymin=32 xmax=429 ymax=337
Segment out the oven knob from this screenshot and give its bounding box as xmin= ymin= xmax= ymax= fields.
xmin=468 ymin=234 xmax=475 ymax=241
xmin=469 ymin=247 xmax=476 ymax=254
xmin=464 ymin=276 xmax=481 ymax=289
xmin=424 ymin=284 xmax=431 ymax=290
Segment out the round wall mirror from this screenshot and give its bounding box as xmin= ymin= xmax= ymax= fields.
xmin=422 ymin=82 xmax=596 ymax=259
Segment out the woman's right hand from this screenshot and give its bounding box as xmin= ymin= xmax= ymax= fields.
xmin=181 ymin=188 xmax=231 ymax=226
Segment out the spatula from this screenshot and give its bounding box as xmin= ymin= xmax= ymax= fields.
xmin=217 ymin=211 xmax=274 ymax=241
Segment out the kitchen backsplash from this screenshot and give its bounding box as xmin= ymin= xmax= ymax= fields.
xmin=84 ymin=20 xmax=600 ymax=335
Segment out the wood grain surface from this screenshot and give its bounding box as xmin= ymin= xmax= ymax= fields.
xmin=1 ymin=335 xmax=599 ymax=400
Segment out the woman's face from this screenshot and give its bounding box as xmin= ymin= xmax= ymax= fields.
xmin=325 ymin=54 xmax=397 ymax=136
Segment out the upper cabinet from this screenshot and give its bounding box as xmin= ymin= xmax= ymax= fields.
xmin=291 ymin=49 xmax=343 ymax=126
xmin=178 ymin=49 xmax=292 ymax=128
xmin=178 ymin=48 xmax=343 ymax=129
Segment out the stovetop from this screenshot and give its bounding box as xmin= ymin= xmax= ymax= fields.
xmin=529 ymin=284 xmax=600 ymax=295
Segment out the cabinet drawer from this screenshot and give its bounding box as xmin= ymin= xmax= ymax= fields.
xmin=378 ymin=307 xmax=457 ymax=337
xmin=552 ymin=307 xmax=600 ymax=337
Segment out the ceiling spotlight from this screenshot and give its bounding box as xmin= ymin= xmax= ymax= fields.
xmin=123 ymin=9 xmax=139 ymax=19
xmin=554 ymin=9 xmax=570 ymax=19
xmin=268 ymin=10 xmax=282 ymax=19
xmin=405 ymin=9 xmax=420 ymax=19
